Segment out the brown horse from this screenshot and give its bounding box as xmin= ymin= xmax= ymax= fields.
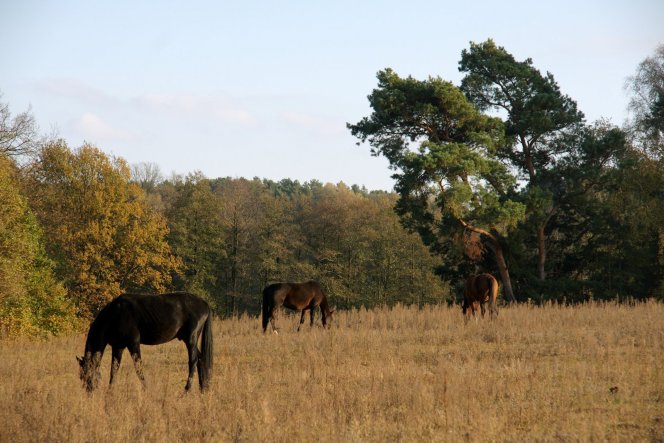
xmin=462 ymin=273 xmax=499 ymax=321
xmin=262 ymin=281 xmax=334 ymax=333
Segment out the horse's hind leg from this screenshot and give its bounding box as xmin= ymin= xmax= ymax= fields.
xmin=109 ymin=346 xmax=124 ymax=386
xmin=489 ymin=298 xmax=498 ymax=319
xmin=297 ymin=310 xmax=306 ymax=332
xmin=310 ymin=308 xmax=315 ymax=327
xmin=269 ymin=308 xmax=279 ymax=334
xmin=471 ymin=301 xmax=480 ymax=322
xmin=262 ymin=304 xmax=274 ymax=333
xmin=196 ymin=356 xmax=207 ymax=391
xmin=129 ymin=344 xmax=146 ymax=388
xmin=185 ymin=339 xmax=199 ymax=391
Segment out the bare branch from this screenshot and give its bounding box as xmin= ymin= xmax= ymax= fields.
xmin=0 ymin=99 xmax=39 ymax=158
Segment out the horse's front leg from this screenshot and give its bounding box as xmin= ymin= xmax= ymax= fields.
xmin=184 ymin=339 xmax=199 ymax=391
xmin=109 ymin=347 xmax=124 ymax=386
xmin=129 ymin=344 xmax=146 ymax=388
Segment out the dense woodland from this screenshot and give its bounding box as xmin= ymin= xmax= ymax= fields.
xmin=1 ymin=40 xmax=663 ymax=336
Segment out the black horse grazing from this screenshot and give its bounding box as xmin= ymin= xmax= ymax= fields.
xmin=77 ymin=292 xmax=213 ymax=392
xmin=462 ymin=273 xmax=499 ymax=321
xmin=262 ymin=281 xmax=334 ymax=333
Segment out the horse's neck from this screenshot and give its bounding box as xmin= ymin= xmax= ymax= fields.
xmin=320 ymin=297 xmax=331 ymax=315
xmin=85 ymin=315 xmax=108 ymax=357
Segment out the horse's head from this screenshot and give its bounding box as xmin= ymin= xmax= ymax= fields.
xmin=323 ymin=309 xmax=335 ymax=329
xmin=77 ymin=354 xmax=100 ymax=392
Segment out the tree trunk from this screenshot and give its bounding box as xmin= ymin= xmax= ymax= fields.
xmin=537 ymin=225 xmax=546 ymax=281
xmin=537 ymin=207 xmax=558 ymax=282
xmin=522 ymin=136 xmax=549 ymax=283
xmin=491 ymin=239 xmax=516 ymax=303
xmin=230 ymin=214 xmax=239 ymax=317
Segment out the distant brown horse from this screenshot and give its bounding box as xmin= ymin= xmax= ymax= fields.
xmin=463 ymin=273 xmax=499 ymax=321
xmin=262 ymin=281 xmax=334 ymax=333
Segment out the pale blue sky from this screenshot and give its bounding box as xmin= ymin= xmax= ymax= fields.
xmin=1 ymin=0 xmax=662 ymax=190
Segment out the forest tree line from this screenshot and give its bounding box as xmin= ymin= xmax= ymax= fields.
xmin=0 ymin=136 xmax=446 ymax=336
xmin=1 ymin=40 xmax=663 ymax=337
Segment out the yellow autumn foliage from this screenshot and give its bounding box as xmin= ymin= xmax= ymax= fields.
xmin=23 ymin=142 xmax=180 ymax=319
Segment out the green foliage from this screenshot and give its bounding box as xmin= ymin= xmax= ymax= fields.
xmin=0 ymin=155 xmax=77 ymax=337
xmin=460 ymin=39 xmax=584 ymax=161
xmin=164 ymin=173 xmax=226 ymax=309
xmin=150 ymin=177 xmax=448 ymax=315
xmin=350 ymin=42 xmax=664 ymax=302
xmin=213 ymin=177 xmax=295 ymax=315
xmin=456 ymin=40 xmax=659 ymax=299
xmin=296 ymin=183 xmax=447 ymax=308
xmin=350 ymin=68 xmax=505 ymax=161
xmin=582 ymin=151 xmax=664 ymax=299
xmin=349 ymin=68 xmax=525 ymax=299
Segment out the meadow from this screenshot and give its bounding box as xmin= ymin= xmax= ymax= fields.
xmin=0 ymin=301 xmax=662 ymax=442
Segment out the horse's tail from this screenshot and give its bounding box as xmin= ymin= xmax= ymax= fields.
xmin=318 ymin=284 xmax=334 ymax=328
xmin=489 ymin=274 xmax=499 ymax=317
xmin=200 ymin=310 xmax=214 ymax=389
xmin=262 ymin=286 xmax=273 ymax=333
xmin=490 ymin=275 xmax=499 ymax=300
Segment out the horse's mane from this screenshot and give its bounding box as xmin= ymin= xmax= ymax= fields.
xmin=85 ymin=301 xmax=115 ymax=352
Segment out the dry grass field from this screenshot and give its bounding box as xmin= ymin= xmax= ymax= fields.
xmin=0 ymin=301 xmax=663 ymax=442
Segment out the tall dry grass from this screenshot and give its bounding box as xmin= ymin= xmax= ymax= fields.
xmin=0 ymin=302 xmax=662 ymax=442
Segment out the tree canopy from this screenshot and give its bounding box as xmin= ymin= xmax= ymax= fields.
xmin=350 ymin=40 xmax=664 ymax=302
xmin=626 ymin=44 xmax=664 ymax=157
xmin=349 ymin=68 xmax=524 ymax=300
xmin=23 ymin=141 xmax=180 ymax=318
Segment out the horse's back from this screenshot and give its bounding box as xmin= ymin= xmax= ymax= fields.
xmin=109 ymin=292 xmax=210 ymax=345
xmin=465 ymin=273 xmax=498 ymax=302
xmin=264 ymin=280 xmax=324 ymax=310
xmin=118 ymin=292 xmax=209 ymax=316
xmin=159 ymin=292 xmax=211 ymax=315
